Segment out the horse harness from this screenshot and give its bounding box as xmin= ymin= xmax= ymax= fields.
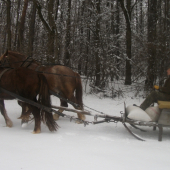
xmin=20 ymin=56 xmax=34 ymax=68
xmin=0 ymin=68 xmax=13 ymax=80
xmin=20 ymin=56 xmax=41 ymax=71
xmin=0 ymin=56 xmax=81 ymax=108
xmin=0 ymin=56 xmax=39 ymax=81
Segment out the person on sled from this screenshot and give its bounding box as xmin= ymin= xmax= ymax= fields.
xmin=139 ymin=67 xmax=170 ymax=111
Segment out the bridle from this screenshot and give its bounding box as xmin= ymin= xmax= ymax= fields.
xmin=0 ymin=55 xmax=11 ymax=68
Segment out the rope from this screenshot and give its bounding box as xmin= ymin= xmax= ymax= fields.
xmin=83 ymin=104 xmax=105 ymax=115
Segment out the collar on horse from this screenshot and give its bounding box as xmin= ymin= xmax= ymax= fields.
xmin=0 ymin=68 xmax=13 ymax=80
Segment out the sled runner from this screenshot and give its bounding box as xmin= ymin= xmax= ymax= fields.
xmin=125 ymin=102 xmax=170 ymax=141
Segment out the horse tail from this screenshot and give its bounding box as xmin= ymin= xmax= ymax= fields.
xmin=38 ymin=74 xmax=58 ymax=131
xmin=75 ymin=72 xmax=83 ymax=109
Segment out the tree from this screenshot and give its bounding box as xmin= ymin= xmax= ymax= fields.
xmin=64 ymin=0 xmax=72 ymax=66
xmin=115 ymin=0 xmax=120 ymax=80
xmin=94 ymin=0 xmax=101 ymax=87
xmin=119 ymin=0 xmax=137 ymax=85
xmin=146 ymin=0 xmax=158 ymax=88
xmin=17 ymin=0 xmax=29 ymax=52
xmin=33 ymin=0 xmax=59 ymax=63
xmin=13 ymin=0 xmax=21 ymax=50
xmin=6 ymin=0 xmax=11 ymax=50
xmin=27 ymin=2 xmax=36 ymax=57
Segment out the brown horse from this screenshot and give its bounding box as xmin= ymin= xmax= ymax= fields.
xmin=0 ymin=50 xmax=85 ymax=122
xmin=0 ymin=67 xmax=58 ymax=133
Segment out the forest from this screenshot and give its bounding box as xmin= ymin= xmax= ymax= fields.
xmin=0 ymin=0 xmax=170 ymax=92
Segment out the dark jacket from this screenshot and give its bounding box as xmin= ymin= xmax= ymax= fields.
xmin=159 ymin=77 xmax=170 ymax=94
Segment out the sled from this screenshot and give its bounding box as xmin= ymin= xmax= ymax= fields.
xmin=119 ymin=102 xmax=170 ymax=142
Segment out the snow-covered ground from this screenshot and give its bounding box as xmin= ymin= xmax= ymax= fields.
xmin=0 ymin=83 xmax=170 ymax=170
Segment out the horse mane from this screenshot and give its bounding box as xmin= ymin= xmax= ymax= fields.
xmin=7 ymin=51 xmax=41 ymax=66
xmin=7 ymin=50 xmax=27 ymax=61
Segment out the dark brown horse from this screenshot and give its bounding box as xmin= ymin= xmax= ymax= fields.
xmin=0 ymin=50 xmax=85 ymax=122
xmin=0 ymin=67 xmax=58 ymax=133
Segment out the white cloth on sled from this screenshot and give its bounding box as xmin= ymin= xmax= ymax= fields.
xmin=126 ymin=105 xmax=161 ymax=122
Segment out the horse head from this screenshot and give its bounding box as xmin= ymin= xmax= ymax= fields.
xmin=0 ymin=50 xmax=10 ymax=67
xmin=0 ymin=50 xmax=27 ymax=68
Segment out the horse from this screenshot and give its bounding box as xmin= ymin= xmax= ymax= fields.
xmin=0 ymin=66 xmax=58 ymax=133
xmin=0 ymin=50 xmax=85 ymax=123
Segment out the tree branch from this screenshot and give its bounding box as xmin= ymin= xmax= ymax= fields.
xmin=119 ymin=0 xmax=130 ymax=26
xmin=131 ymin=0 xmax=138 ymax=11
xmin=32 ymin=0 xmax=52 ymax=33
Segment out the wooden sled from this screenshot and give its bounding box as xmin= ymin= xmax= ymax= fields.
xmin=125 ymin=101 xmax=170 ymax=141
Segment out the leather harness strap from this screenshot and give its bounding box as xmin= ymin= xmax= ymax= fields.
xmin=21 ymin=56 xmax=34 ymax=68
xmin=35 ymin=65 xmax=41 ymax=71
xmin=0 ymin=68 xmax=12 ymax=80
xmin=21 ymin=57 xmax=41 ymax=71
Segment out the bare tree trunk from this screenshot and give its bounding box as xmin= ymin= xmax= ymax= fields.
xmin=47 ymin=0 xmax=55 ymax=62
xmin=27 ymin=2 xmax=36 ymax=57
xmin=115 ymin=0 xmax=120 ymax=80
xmin=85 ymin=1 xmax=91 ymax=76
xmin=78 ymin=0 xmax=85 ymax=75
xmin=95 ymin=0 xmax=101 ymax=87
xmin=146 ymin=0 xmax=158 ymax=88
xmin=7 ymin=0 xmax=11 ymax=50
xmin=85 ymin=29 xmax=90 ymax=76
xmin=165 ymin=0 xmax=170 ymax=51
xmin=33 ymin=0 xmax=58 ymax=63
xmin=17 ymin=0 xmax=29 ymax=52
xmin=55 ymin=0 xmax=60 ymax=21
xmin=135 ymin=0 xmax=139 ymax=33
xmin=158 ymin=0 xmax=168 ymax=86
xmin=119 ymin=0 xmax=137 ymax=85
xmin=64 ymin=0 xmax=72 ymax=66
xmin=140 ymin=0 xmax=143 ymax=35
xmin=54 ymin=0 xmax=60 ymax=63
xmin=14 ymin=0 xmax=21 ymax=50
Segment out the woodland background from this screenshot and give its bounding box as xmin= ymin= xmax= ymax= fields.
xmin=0 ymin=0 xmax=170 ymax=92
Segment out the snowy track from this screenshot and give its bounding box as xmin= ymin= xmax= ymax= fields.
xmin=0 ymin=94 xmax=170 ymax=170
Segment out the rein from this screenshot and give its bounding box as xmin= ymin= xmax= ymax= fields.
xmin=20 ymin=56 xmax=34 ymax=68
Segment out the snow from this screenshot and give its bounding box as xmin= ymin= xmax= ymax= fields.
xmin=0 ymin=85 xmax=170 ymax=170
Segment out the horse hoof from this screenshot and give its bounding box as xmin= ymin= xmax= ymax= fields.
xmin=53 ymin=114 xmax=60 ymax=120
xmin=22 ymin=123 xmax=28 ymax=128
xmin=78 ymin=114 xmax=86 ymax=121
xmin=6 ymin=120 xmax=13 ymax=127
xmin=75 ymin=120 xmax=83 ymax=124
xmin=32 ymin=130 xmax=41 ymax=134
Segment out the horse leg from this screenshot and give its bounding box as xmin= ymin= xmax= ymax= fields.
xmin=18 ymin=101 xmax=31 ymax=127
xmin=53 ymin=99 xmax=68 ymax=120
xmin=30 ymin=105 xmax=41 ymax=134
xmin=0 ymin=100 xmax=13 ymax=127
xmin=67 ymin=95 xmax=85 ymax=122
